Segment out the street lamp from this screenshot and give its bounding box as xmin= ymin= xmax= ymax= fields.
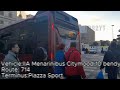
xmin=111 ymin=25 xmax=114 ymax=40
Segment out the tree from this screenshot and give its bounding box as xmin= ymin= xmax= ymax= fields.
xmin=117 ymin=29 xmax=120 ymax=41
xmin=100 ymin=40 xmax=104 ymax=46
xmin=116 ymin=39 xmax=120 ymax=50
xmin=92 ymin=41 xmax=99 ymax=46
xmin=100 ymin=40 xmax=110 ymax=46
xmin=117 ymin=30 xmax=120 ymax=45
xmin=105 ymin=40 xmax=110 ymax=46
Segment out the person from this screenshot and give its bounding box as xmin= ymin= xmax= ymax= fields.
xmin=82 ymin=48 xmax=85 ymax=51
xmin=54 ymin=43 xmax=65 ymax=79
xmin=31 ymin=42 xmax=50 ymax=78
xmin=0 ymin=52 xmax=5 ymax=77
xmin=116 ymin=42 xmax=120 ymax=76
xmin=86 ymin=48 xmax=89 ymax=54
xmin=100 ymin=42 xmax=118 ymax=79
xmin=101 ymin=47 xmax=104 ymax=54
xmin=2 ymin=42 xmax=20 ymax=79
xmin=65 ymin=42 xmax=86 ymax=79
xmin=82 ymin=48 xmax=86 ymax=54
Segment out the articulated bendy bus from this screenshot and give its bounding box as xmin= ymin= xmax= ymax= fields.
xmin=0 ymin=11 xmax=80 ymax=61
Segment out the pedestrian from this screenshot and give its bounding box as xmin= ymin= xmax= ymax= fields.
xmin=82 ymin=48 xmax=85 ymax=54
xmin=2 ymin=42 xmax=20 ymax=79
xmin=100 ymin=42 xmax=118 ymax=79
xmin=101 ymin=47 xmax=103 ymax=54
xmin=31 ymin=42 xmax=50 ymax=78
xmin=82 ymin=48 xmax=84 ymax=51
xmin=116 ymin=43 xmax=120 ymax=76
xmin=86 ymin=48 xmax=89 ymax=54
xmin=54 ymin=43 xmax=66 ymax=79
xmin=65 ymin=42 xmax=86 ymax=79
xmin=0 ymin=52 xmax=5 ymax=77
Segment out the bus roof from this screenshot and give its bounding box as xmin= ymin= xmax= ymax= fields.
xmin=0 ymin=11 xmax=78 ymax=32
xmin=36 ymin=11 xmax=78 ymax=22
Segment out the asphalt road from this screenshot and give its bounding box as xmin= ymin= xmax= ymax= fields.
xmin=81 ymin=53 xmax=108 ymax=79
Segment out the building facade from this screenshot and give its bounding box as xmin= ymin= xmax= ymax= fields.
xmin=0 ymin=11 xmax=20 ymax=29
xmin=79 ymin=25 xmax=95 ymax=45
xmin=17 ymin=11 xmax=27 ymax=19
xmin=0 ymin=11 xmax=30 ymax=29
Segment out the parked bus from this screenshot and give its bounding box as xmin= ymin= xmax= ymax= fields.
xmin=0 ymin=11 xmax=80 ymax=62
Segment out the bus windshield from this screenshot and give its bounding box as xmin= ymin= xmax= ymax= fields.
xmin=55 ymin=25 xmax=79 ymax=52
xmin=57 ymin=26 xmax=78 ymax=40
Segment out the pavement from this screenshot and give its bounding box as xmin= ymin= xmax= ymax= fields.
xmin=81 ymin=53 xmax=114 ymax=79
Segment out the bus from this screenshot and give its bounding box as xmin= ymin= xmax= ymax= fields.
xmin=0 ymin=11 xmax=80 ymax=62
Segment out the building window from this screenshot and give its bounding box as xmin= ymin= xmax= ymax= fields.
xmin=8 ymin=12 xmax=12 ymax=18
xmin=0 ymin=11 xmax=4 ymax=16
xmin=0 ymin=20 xmax=4 ymax=24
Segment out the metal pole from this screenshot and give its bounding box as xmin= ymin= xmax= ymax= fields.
xmin=112 ymin=25 xmax=114 ymax=40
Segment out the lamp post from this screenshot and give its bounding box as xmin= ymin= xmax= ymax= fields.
xmin=111 ymin=25 xmax=114 ymax=40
